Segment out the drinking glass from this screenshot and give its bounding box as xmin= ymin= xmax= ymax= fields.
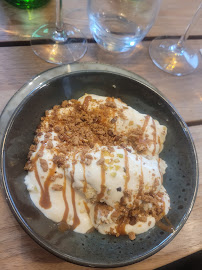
xmin=149 ymin=2 xmax=202 ymax=76
xmin=31 ymin=0 xmax=87 ymax=64
xmin=88 ymin=0 xmax=161 ymax=53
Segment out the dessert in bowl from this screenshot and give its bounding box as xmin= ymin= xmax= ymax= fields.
xmin=24 ymin=94 xmax=170 ymax=240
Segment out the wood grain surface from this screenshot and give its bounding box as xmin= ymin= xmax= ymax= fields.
xmin=0 ymin=43 xmax=202 ymax=123
xmin=1 ymin=0 xmax=202 ymax=41
xmin=0 ymin=0 xmax=202 ymax=269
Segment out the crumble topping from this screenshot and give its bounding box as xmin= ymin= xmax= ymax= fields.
xmin=26 ymin=96 xmax=157 ymax=172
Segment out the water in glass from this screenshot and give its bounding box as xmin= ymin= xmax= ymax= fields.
xmin=88 ymin=0 xmax=161 ymax=53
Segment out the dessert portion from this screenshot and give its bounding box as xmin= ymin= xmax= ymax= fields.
xmin=78 ymin=94 xmax=167 ymax=158
xmin=24 ymin=94 xmax=170 ymax=240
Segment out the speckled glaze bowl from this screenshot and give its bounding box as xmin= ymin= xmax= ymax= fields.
xmin=0 ymin=63 xmax=198 ymax=268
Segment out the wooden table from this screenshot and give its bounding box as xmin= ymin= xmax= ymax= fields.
xmin=0 ymin=0 xmax=202 ymax=269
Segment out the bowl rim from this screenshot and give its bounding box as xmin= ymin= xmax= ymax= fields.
xmin=0 ymin=63 xmax=199 ymax=268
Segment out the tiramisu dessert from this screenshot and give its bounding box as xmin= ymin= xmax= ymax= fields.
xmin=24 ymin=94 xmax=170 ymax=240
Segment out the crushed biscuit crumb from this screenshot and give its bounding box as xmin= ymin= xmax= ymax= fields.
xmin=52 ymin=184 xmax=63 ymax=191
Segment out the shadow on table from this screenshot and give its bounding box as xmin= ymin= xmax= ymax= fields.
xmin=156 ymin=250 xmax=202 ymax=270
xmin=85 ymin=42 xmax=145 ymax=67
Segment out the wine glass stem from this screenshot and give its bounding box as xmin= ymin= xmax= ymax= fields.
xmin=53 ymin=0 xmax=67 ymax=42
xmin=178 ymin=2 xmax=202 ymax=46
xmin=56 ymin=0 xmax=63 ymax=32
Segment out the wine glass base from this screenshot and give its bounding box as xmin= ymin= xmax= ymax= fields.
xmin=31 ymin=23 xmax=87 ymax=64
xmin=149 ymin=36 xmax=199 ymax=76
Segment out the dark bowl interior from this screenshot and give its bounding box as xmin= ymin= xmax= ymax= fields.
xmin=2 ymin=70 xmax=198 ymax=267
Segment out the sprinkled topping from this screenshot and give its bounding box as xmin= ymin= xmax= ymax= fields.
xmin=128 ymin=232 xmax=136 ymax=240
xmin=51 ymin=184 xmax=63 ymax=191
xmin=96 ymin=158 xmax=105 ymax=165
xmin=114 ymin=165 xmax=120 ymax=171
xmin=46 ymin=140 xmax=53 ymax=149
xmin=39 ymin=159 xmax=48 ymax=172
xmin=110 ymin=172 xmax=117 ymax=177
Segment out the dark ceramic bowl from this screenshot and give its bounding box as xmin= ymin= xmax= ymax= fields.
xmin=0 ymin=63 xmax=198 ymax=268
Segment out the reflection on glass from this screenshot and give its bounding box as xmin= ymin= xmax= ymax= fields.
xmin=5 ymin=0 xmax=49 ymax=9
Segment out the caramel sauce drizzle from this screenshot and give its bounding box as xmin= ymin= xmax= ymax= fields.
xmin=33 ymin=145 xmax=45 ymax=197
xmin=32 ymin=143 xmax=54 ymax=209
xmin=97 ymin=151 xmax=106 ymax=201
xmin=158 ymin=158 xmax=163 ymax=184
xmin=61 ymin=173 xmax=69 ymax=223
xmin=116 ymin=221 xmax=126 ymax=235
xmin=70 ymin=154 xmax=80 ymax=229
xmin=83 ymin=95 xmax=92 ymax=111
xmin=124 ymin=149 xmax=130 ymax=190
xmin=39 ymin=163 xmax=56 ymax=209
xmin=152 ymin=119 xmax=157 ymax=156
xmin=156 ymin=190 xmax=174 ymax=233
xmin=58 ymin=173 xmax=70 ymax=232
xmin=142 ymin=115 xmax=150 ymax=134
xmin=138 ymin=156 xmax=144 ymax=196
xmin=58 ymin=153 xmax=80 ymax=231
xmin=33 ymin=162 xmax=44 ymax=200
xmin=94 ymin=204 xmax=99 ymax=224
xmin=138 ymin=115 xmax=151 ymax=149
xmin=83 ymin=201 xmax=90 ymax=216
xmin=156 ymin=216 xmax=174 ymax=233
xmin=82 ymin=163 xmax=87 ymax=193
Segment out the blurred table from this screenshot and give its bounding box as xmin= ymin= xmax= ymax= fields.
xmin=0 ymin=0 xmax=202 ymax=269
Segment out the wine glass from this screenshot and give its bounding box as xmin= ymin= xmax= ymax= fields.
xmin=149 ymin=2 xmax=202 ymax=76
xmin=31 ymin=0 xmax=87 ymax=64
